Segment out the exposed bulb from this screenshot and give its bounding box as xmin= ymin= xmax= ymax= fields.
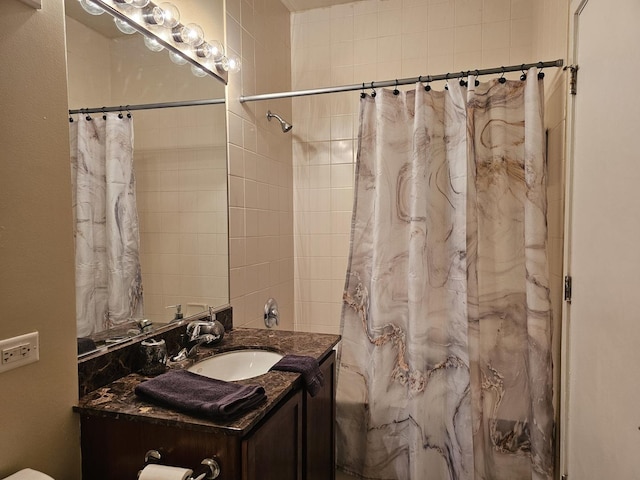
xmin=78 ymin=0 xmax=104 ymax=15
xmin=157 ymin=2 xmax=180 ymax=28
xmin=173 ymin=23 xmax=204 ymax=47
xmin=143 ymin=35 xmax=164 ymax=52
xmin=195 ymin=40 xmax=224 ymax=61
xmin=217 ymin=56 xmax=229 ymax=72
xmin=190 ymin=65 xmax=207 ymax=77
xmin=227 ymin=54 xmax=241 ymax=73
xmin=168 ymin=51 xmax=188 ymax=65
xmin=114 ymin=17 xmax=137 ymax=34
xmin=113 ymin=0 xmax=149 ymax=6
xmin=142 ymin=4 xmax=164 ymax=24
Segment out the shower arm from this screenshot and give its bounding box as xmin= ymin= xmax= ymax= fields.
xmin=266 ymin=110 xmax=293 ymax=133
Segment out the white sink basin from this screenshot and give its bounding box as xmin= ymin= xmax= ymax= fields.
xmin=188 ymin=349 xmax=283 ymax=381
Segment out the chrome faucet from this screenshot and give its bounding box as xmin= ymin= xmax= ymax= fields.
xmin=170 ymin=317 xmax=225 ymax=362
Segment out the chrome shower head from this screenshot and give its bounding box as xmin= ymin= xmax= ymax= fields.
xmin=266 ymin=110 xmax=293 ymax=133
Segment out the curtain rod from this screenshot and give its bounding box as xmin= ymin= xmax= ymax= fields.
xmin=68 ymin=98 xmax=225 ymax=115
xmin=240 ymin=59 xmax=564 ymax=103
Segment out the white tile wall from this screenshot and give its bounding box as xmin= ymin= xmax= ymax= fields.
xmin=291 ymin=0 xmax=545 ymax=334
xmin=225 ymin=0 xmax=295 ymax=330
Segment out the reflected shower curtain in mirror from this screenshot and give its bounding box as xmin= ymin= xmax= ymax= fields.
xmin=70 ymin=113 xmax=143 ymax=337
xmin=337 ymin=70 xmax=554 ymax=480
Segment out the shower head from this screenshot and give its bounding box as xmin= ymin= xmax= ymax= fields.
xmin=266 ymin=110 xmax=293 ymax=133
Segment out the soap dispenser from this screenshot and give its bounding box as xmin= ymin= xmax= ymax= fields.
xmin=166 ymin=304 xmax=183 ymax=322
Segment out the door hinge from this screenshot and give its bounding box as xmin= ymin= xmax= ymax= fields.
xmin=564 ymin=275 xmax=572 ymax=303
xmin=564 ymin=64 xmax=579 ymax=95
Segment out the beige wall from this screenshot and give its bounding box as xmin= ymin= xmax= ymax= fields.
xmin=0 ymin=0 xmax=81 ymax=478
xmin=226 ymin=0 xmax=295 ymax=329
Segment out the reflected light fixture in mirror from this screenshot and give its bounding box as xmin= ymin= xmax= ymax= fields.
xmin=79 ymin=0 xmax=241 ymax=82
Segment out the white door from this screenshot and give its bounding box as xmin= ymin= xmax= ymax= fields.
xmin=566 ymin=0 xmax=640 ymax=477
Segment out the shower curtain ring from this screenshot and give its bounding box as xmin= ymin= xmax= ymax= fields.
xmin=520 ymin=64 xmax=527 ymax=81
xmin=370 ymin=81 xmax=376 ymax=97
xmin=361 ymin=82 xmax=366 ymax=99
xmin=118 ymin=106 xmax=124 ymax=119
xmin=393 ymin=79 xmax=400 ymax=95
xmin=84 ymin=109 xmax=92 ymax=121
xmin=499 ymin=66 xmax=507 ymax=84
xmin=126 ymin=105 xmax=132 ymax=118
xmin=102 ymin=107 xmax=107 ymax=120
xmin=425 ymin=75 xmax=432 ymax=92
xmin=474 ymin=69 xmax=480 ymax=86
xmin=537 ymin=62 xmax=545 ymax=79
xmin=445 ymin=72 xmax=450 ymax=90
xmin=459 ymin=71 xmax=468 ymax=87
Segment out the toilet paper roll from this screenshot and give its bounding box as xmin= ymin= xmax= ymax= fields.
xmin=138 ymin=464 xmax=193 ymax=480
xmin=2 ymin=469 xmax=54 ymax=480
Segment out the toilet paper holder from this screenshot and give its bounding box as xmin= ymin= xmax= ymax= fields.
xmin=141 ymin=450 xmax=221 ymax=479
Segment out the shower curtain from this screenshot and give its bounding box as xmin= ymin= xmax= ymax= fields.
xmin=70 ymin=113 xmax=143 ymax=337
xmin=337 ymin=69 xmax=554 ymax=480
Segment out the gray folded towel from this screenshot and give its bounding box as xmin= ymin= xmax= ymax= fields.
xmin=77 ymin=337 xmax=96 ymax=355
xmin=269 ymin=354 xmax=324 ymax=397
xmin=135 ymin=370 xmax=266 ymax=419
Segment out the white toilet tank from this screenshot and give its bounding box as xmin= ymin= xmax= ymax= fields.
xmin=2 ymin=469 xmax=54 ymax=480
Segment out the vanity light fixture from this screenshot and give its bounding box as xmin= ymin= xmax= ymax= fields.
xmin=113 ymin=16 xmax=137 ymax=34
xmin=79 ymin=0 xmax=105 ymax=15
xmin=81 ymin=0 xmax=238 ymax=82
xmin=143 ymin=35 xmax=164 ymax=52
xmin=172 ymin=23 xmax=205 ymax=47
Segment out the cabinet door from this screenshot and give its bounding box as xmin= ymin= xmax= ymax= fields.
xmin=243 ymin=390 xmax=303 ymax=480
xmin=80 ymin=415 xmax=242 ymax=480
xmin=304 ymin=351 xmax=336 ymax=480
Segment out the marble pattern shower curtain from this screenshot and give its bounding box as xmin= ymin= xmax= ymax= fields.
xmin=337 ymin=70 xmax=554 ymax=480
xmin=70 ymin=113 xmax=143 ymax=337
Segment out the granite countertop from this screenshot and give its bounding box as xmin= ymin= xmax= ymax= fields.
xmin=74 ymin=328 xmax=340 ymax=436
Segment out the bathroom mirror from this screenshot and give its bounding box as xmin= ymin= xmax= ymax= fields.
xmin=64 ymin=0 xmax=229 ymax=355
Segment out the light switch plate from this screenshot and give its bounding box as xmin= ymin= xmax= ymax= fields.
xmin=0 ymin=332 xmax=39 ymax=374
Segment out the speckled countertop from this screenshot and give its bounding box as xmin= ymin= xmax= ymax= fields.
xmin=74 ymin=328 xmax=340 ymax=436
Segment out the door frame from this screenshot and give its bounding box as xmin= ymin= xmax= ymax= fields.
xmin=560 ymin=0 xmax=590 ymax=478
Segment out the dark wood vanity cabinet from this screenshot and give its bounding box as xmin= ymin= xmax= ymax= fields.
xmin=78 ymin=351 xmax=336 ymax=480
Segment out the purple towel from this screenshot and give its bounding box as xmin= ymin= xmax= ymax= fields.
xmin=135 ymin=370 xmax=266 ymax=419
xmin=270 ymin=354 xmax=324 ymax=397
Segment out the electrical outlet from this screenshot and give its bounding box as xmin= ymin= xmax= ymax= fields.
xmin=0 ymin=332 xmax=39 ymax=374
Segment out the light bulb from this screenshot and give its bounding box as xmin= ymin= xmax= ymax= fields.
xmin=227 ymin=54 xmax=241 ymax=73
xmin=173 ymin=23 xmax=204 ymax=47
xmin=195 ymin=40 xmax=224 ymax=60
xmin=217 ymin=56 xmax=229 ymax=72
xmin=114 ymin=17 xmax=137 ymax=34
xmin=157 ymin=2 xmax=180 ymax=28
xmin=78 ymin=0 xmax=104 ymax=15
xmin=143 ymin=35 xmax=164 ymax=52
xmin=142 ymin=4 xmax=164 ymax=24
xmin=190 ymin=65 xmax=207 ymax=77
xmin=168 ymin=51 xmax=187 ymax=65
